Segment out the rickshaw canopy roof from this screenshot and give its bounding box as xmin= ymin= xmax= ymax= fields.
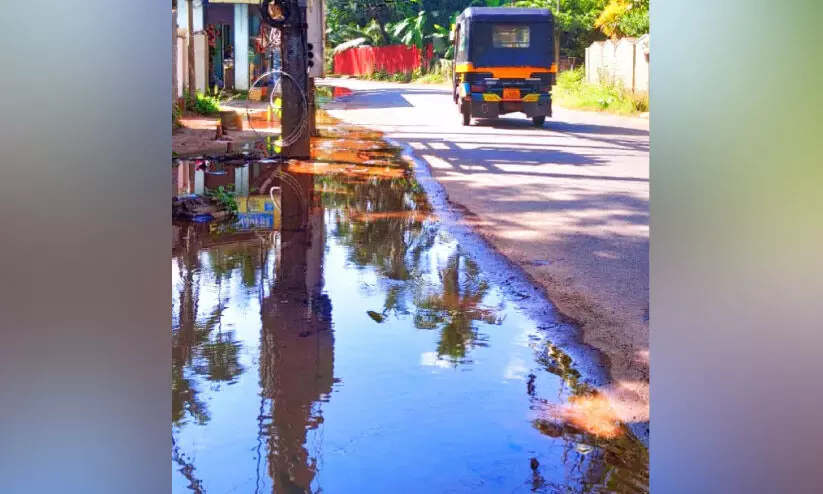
xmin=457 ymin=7 xmax=553 ymax=24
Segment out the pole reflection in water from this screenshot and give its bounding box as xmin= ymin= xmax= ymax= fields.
xmin=260 ymin=167 xmax=334 ymax=494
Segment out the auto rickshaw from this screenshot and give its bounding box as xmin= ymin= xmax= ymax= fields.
xmin=450 ymin=7 xmax=556 ymax=127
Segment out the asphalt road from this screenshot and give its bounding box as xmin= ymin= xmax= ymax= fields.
xmin=322 ymin=78 xmax=650 ymax=434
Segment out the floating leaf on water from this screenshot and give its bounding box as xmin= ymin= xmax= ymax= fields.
xmin=366 ymin=311 xmax=386 ymax=323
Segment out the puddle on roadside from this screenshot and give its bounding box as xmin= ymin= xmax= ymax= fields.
xmin=172 ymin=112 xmax=649 ymax=493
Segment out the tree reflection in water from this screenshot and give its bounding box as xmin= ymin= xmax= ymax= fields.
xmin=320 ymin=173 xmax=502 ymax=366
xmin=413 ymin=251 xmax=500 ymax=365
xmin=172 ymin=225 xmax=258 ymax=427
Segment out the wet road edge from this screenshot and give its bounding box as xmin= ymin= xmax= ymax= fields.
xmin=385 ymin=136 xmax=650 ymax=448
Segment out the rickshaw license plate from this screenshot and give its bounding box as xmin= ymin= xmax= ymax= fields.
xmin=503 ymin=88 xmax=520 ymax=100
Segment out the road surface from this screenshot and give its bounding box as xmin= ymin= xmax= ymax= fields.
xmin=322 ymin=79 xmax=650 ymax=435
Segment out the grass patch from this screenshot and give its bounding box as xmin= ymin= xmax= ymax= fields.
xmin=366 ymin=68 xmax=410 ymax=82
xmin=414 ymin=72 xmax=447 ymax=84
xmin=225 ymin=90 xmax=248 ymax=101
xmin=185 ymin=90 xmax=222 ymax=115
xmin=554 ymin=67 xmax=648 ymax=115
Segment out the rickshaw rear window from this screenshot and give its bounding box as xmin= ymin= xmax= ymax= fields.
xmin=492 ymin=25 xmax=530 ymax=48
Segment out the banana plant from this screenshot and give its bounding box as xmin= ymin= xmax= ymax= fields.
xmin=362 ymin=18 xmax=390 ymax=46
xmin=329 ymin=18 xmax=400 ymax=55
xmin=431 ymin=12 xmax=460 ymax=59
xmin=326 ymin=23 xmax=372 ymax=49
xmin=393 ymin=11 xmax=430 ymax=71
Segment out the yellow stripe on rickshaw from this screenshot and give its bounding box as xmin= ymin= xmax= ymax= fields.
xmin=454 ymin=64 xmax=558 ymax=78
xmin=481 ymin=93 xmax=542 ymax=102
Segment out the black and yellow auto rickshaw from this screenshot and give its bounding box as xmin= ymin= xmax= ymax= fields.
xmin=450 ymin=7 xmax=556 ymax=127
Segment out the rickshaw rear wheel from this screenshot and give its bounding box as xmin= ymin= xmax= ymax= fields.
xmin=532 ymin=116 xmax=546 ymax=127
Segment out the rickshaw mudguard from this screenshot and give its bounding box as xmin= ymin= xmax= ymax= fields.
xmin=522 ymin=94 xmax=552 ymax=118
xmin=468 ymin=93 xmax=501 ymax=118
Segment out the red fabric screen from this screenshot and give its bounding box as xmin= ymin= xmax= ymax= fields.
xmin=334 ymin=44 xmax=434 ymax=76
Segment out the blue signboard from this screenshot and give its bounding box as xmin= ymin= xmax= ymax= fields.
xmin=234 ymin=213 xmax=275 ymax=231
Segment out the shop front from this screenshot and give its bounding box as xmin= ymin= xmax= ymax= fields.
xmin=180 ymin=0 xmax=282 ymax=92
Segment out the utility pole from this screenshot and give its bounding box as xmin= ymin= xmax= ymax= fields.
xmin=281 ymin=0 xmax=311 ymax=159
xmin=305 ymin=0 xmax=324 ymax=138
xmin=187 ymin=0 xmax=196 ymax=101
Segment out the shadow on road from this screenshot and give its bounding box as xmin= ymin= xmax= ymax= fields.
xmin=471 ymin=118 xmax=650 ymax=152
xmin=386 ymin=136 xmax=651 ymax=184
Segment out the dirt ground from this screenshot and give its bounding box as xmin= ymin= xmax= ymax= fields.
xmin=173 ymin=103 xmax=279 ymax=156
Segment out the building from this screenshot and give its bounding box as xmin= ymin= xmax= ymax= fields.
xmin=176 ymin=0 xmax=282 ymax=95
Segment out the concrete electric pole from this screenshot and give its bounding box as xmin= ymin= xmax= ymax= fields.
xmin=261 ymin=0 xmax=322 ymax=158
xmin=281 ymin=0 xmax=311 ymax=159
xmin=305 ymin=0 xmax=325 ymax=138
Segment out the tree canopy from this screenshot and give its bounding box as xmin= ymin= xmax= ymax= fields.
xmin=324 ymin=0 xmax=649 ymax=61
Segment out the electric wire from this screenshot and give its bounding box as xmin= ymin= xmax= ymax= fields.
xmin=244 ymin=69 xmax=309 ymax=148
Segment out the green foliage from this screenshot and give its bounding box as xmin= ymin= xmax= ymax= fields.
xmin=385 ymin=71 xmax=413 ymax=82
xmin=229 ymin=90 xmax=248 ymax=101
xmin=389 ymin=8 xmax=458 ymax=62
xmin=431 ymin=13 xmax=459 ymax=59
xmin=415 ymin=72 xmax=448 ymax=84
xmin=595 ymin=0 xmax=648 ymax=38
xmin=206 ymin=185 xmax=238 ymax=214
xmin=617 ymin=4 xmax=649 ymax=37
xmin=393 ymin=11 xmax=427 ymax=50
xmin=513 ymin=0 xmax=609 ymax=59
xmin=324 ymin=0 xmax=641 ymax=69
xmin=557 ymin=66 xmax=585 ymax=87
xmin=173 ymin=102 xmax=182 ymax=128
xmin=554 ymin=67 xmax=648 ymax=115
xmin=362 ymin=67 xmax=414 ymax=82
xmin=186 ymin=89 xmax=222 ymax=115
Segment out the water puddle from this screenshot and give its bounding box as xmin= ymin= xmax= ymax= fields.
xmin=172 ymin=115 xmax=648 ymax=493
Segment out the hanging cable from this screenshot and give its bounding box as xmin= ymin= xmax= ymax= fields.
xmin=244 ymin=69 xmax=309 ymax=149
